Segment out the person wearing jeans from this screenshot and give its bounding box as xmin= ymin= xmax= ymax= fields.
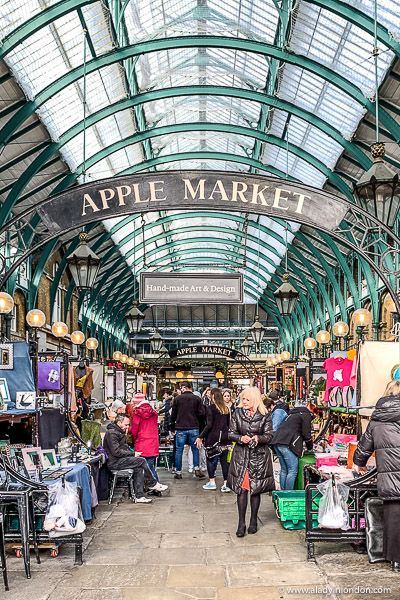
xmin=271 ymin=399 xmax=314 ymax=490
xmin=274 ymin=444 xmax=299 ymax=490
xmin=131 ymin=392 xmax=166 ymax=486
xmin=175 ymin=429 xmax=201 ymax=474
xmin=170 ymin=381 xmax=206 ymax=479
xmin=196 ymin=388 xmax=231 ymax=492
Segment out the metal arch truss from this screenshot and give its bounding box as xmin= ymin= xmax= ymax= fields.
xmin=0 ymin=174 xmax=400 ymax=317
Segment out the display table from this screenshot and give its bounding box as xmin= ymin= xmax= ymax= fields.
xmin=304 ymin=467 xmax=378 ymax=559
xmin=0 ymin=409 xmax=38 ymax=423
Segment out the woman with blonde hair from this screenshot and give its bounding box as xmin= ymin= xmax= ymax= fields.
xmin=353 ymin=378 xmax=400 ymax=571
xmin=227 ymin=386 xmax=275 ymax=537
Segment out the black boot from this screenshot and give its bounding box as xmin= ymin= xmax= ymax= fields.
xmin=236 ymin=524 xmax=246 ymax=537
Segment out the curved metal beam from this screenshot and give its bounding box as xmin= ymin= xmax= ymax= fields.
xmin=2 ymin=36 xmax=397 ymax=149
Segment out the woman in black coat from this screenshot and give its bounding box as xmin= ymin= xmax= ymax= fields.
xmin=228 ymin=386 xmax=275 ymax=537
xmin=196 ymin=388 xmax=231 ymax=492
xmin=353 ymin=380 xmax=400 ymax=571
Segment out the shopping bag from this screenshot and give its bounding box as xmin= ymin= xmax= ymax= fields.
xmin=317 ymin=475 xmax=350 ymax=530
xmin=44 ymin=479 xmax=86 ymax=538
xmin=227 ymin=443 xmax=235 ymax=463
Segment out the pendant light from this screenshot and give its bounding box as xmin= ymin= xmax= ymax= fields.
xmin=125 ymin=219 xmax=144 ymax=334
xmin=354 ymin=0 xmax=400 ymax=227
xmin=249 ymin=219 xmax=266 ymax=352
xmin=66 ymin=232 xmax=101 ymax=291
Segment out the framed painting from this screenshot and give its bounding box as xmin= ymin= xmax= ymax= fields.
xmin=0 ymin=343 xmax=13 ymax=370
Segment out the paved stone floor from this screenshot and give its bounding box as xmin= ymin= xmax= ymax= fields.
xmin=3 ymin=471 xmax=400 ymax=599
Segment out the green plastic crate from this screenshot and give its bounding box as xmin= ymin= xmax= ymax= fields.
xmin=272 ymin=490 xmax=319 ymax=530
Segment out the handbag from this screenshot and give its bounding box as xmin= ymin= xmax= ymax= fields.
xmin=205 ymin=432 xmax=227 ymax=459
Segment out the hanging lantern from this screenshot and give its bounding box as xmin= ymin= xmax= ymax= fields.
xmin=52 ymin=321 xmax=68 ymax=338
xmin=274 ymin=273 xmax=299 ymax=316
xmin=241 ymin=337 xmax=251 ymax=356
xmin=281 ymin=350 xmax=291 ymax=361
xmin=316 ymin=330 xmax=331 ymax=345
xmin=352 ymin=308 xmax=371 ymax=328
xmin=71 ymin=330 xmax=85 ymax=345
xmin=332 ymin=321 xmax=349 ymax=337
xmin=249 ymin=314 xmax=266 ymax=346
xmin=125 ymin=303 xmax=145 ymax=334
xmin=120 ymin=354 xmax=128 ymax=364
xmin=86 ymin=337 xmax=98 ymax=350
xmin=304 ymin=337 xmax=317 ymax=351
xmin=215 ymin=370 xmax=224 ymax=380
xmin=175 ymin=370 xmax=184 ymax=379
xmin=113 ymin=351 xmax=122 ymax=361
xmin=151 ymin=330 xmax=163 ymax=353
xmin=133 ymin=359 xmax=140 ymax=368
xmin=26 ymin=309 xmax=46 ymax=329
xmin=127 ymin=356 xmax=135 ymax=366
xmin=354 ymin=143 xmax=400 ymax=227
xmin=0 ymin=292 xmax=14 ymax=314
xmin=66 ymin=232 xmax=101 ymax=291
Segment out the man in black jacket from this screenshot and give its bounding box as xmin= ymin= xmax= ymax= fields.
xmin=170 ymin=381 xmax=206 ymax=479
xmin=271 ymin=400 xmax=313 ymax=490
xmin=103 ymin=414 xmax=168 ymax=503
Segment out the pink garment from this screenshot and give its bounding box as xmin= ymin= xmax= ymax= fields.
xmin=323 ymin=356 xmax=353 ymax=402
xmin=131 ymin=401 xmax=160 ymax=457
xmin=350 ymin=355 xmax=358 ymax=388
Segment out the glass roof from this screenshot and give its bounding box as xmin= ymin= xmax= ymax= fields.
xmin=1 ymin=0 xmax=399 ymax=310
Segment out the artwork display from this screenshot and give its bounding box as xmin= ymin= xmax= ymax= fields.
xmin=0 ymin=377 xmax=10 ymax=405
xmin=0 ymin=343 xmax=13 ymax=370
xmin=16 ymin=391 xmax=36 ymax=409
xmin=21 ymin=446 xmax=41 ymax=471
xmin=40 ymin=449 xmax=57 ymax=469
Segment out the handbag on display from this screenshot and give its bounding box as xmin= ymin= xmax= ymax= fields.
xmin=37 ymin=361 xmax=61 ymax=391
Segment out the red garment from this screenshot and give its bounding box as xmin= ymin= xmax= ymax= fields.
xmin=130 ymin=401 xmax=160 ymax=457
xmin=323 ymin=356 xmax=353 ymax=402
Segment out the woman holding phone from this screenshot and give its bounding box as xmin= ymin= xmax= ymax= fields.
xmin=227 ymin=386 xmax=275 ymax=537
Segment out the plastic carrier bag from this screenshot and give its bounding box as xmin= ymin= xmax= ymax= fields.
xmin=317 ymin=475 xmax=350 ymax=530
xmin=44 ymin=479 xmax=86 ymax=538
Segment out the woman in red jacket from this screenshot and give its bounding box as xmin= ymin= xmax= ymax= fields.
xmin=130 ymin=393 xmax=163 ymax=483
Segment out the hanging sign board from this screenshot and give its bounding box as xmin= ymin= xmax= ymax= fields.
xmin=140 ymin=272 xmax=243 ymax=304
xmin=169 ymin=345 xmax=240 ymax=359
xmin=37 ymin=171 xmax=350 ymax=234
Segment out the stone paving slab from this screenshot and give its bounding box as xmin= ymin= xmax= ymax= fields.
xmin=166 ymin=565 xmax=227 ymax=588
xmin=160 ymin=532 xmax=231 ymax=548
xmin=4 ymin=470 xmax=400 ymax=599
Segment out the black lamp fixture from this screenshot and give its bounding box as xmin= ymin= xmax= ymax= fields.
xmin=354 ymin=1 xmax=400 ymax=228
xmin=151 ymin=330 xmax=163 ymax=353
xmin=241 ymin=336 xmax=251 ymax=356
xmin=274 ymin=273 xmax=299 ymax=316
xmin=125 ymin=302 xmax=145 ymax=335
xmin=66 ymin=232 xmax=100 ymax=291
xmin=250 ymin=313 xmax=266 ymax=351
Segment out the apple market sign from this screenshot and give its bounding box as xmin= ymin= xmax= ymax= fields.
xmin=37 ymin=171 xmax=350 ymax=233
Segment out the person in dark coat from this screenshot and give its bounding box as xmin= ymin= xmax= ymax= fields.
xmin=103 ymin=414 xmax=167 ymax=503
xmin=196 ymin=388 xmax=231 ymax=493
xmin=170 ymin=381 xmax=206 ymax=479
xmin=227 ymin=386 xmax=275 ymax=537
xmin=271 ymin=400 xmax=313 ymax=490
xmin=353 ymin=380 xmax=400 ymax=571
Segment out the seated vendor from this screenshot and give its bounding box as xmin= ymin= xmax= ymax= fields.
xmin=103 ymin=413 xmax=168 ymax=503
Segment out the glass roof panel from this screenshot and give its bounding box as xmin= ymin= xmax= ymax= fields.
xmin=1 ymin=0 xmax=398 ymax=307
